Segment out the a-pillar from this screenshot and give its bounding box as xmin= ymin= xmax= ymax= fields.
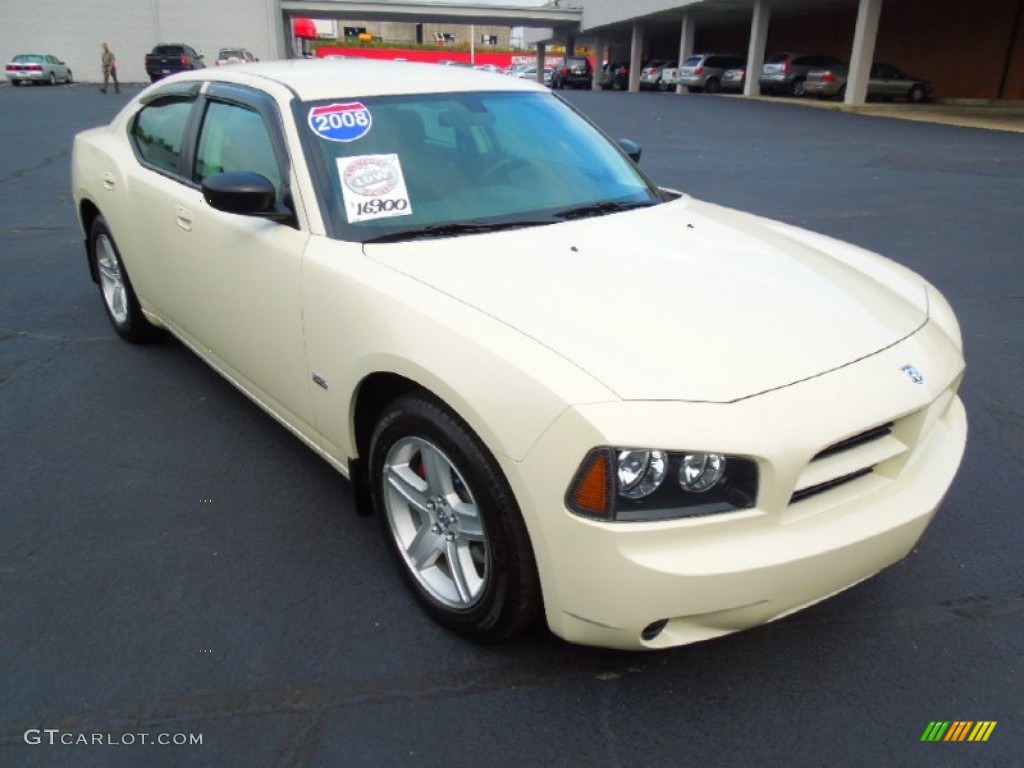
xmin=675 ymin=12 xmax=696 ymax=94
xmin=743 ymin=0 xmax=771 ymax=96
xmin=628 ymin=23 xmax=644 ymax=92
xmin=846 ymin=0 xmax=883 ymax=104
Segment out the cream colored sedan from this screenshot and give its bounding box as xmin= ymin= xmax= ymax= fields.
xmin=71 ymin=60 xmax=967 ymax=650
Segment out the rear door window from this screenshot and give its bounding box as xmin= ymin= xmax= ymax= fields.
xmin=130 ymin=99 xmax=194 ymax=176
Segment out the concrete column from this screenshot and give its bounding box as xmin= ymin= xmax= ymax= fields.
xmin=743 ymin=0 xmax=771 ymax=96
xmin=846 ymin=0 xmax=884 ymax=104
xmin=566 ymin=34 xmax=576 ymax=56
xmin=628 ymin=23 xmax=644 ymax=92
xmin=592 ymin=34 xmax=604 ymax=90
xmin=675 ymin=12 xmax=696 ymax=94
xmin=536 ymin=42 xmax=546 ymax=84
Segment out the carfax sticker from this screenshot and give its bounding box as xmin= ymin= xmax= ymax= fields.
xmin=308 ymin=102 xmax=372 ymax=142
xmin=337 ymin=154 xmax=413 ymax=223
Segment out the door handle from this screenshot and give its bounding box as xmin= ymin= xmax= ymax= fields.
xmin=175 ymin=205 xmax=193 ymax=231
xmin=102 ymin=172 xmax=115 ymax=191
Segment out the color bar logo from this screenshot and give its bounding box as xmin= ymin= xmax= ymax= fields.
xmin=921 ymin=721 xmax=997 ymax=742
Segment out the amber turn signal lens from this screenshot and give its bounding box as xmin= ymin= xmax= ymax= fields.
xmin=568 ymin=450 xmax=612 ymax=518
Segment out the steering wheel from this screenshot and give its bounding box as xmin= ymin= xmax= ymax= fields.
xmin=480 ymin=157 xmax=529 ymax=185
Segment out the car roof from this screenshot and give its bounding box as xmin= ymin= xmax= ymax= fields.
xmin=158 ymin=59 xmax=547 ymax=100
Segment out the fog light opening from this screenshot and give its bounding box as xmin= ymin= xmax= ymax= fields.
xmin=641 ymin=619 xmax=669 ymax=642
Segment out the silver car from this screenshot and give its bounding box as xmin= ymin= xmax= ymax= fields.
xmin=759 ymin=52 xmax=843 ymax=96
xmin=664 ymin=53 xmax=746 ymax=93
xmin=5 ymin=54 xmax=72 ymax=86
xmin=721 ymin=67 xmax=746 ymax=93
xmin=804 ymin=62 xmax=933 ymax=102
xmin=639 ymin=60 xmax=676 ymax=90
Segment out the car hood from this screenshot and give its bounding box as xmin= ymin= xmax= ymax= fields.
xmin=364 ymin=198 xmax=927 ymax=403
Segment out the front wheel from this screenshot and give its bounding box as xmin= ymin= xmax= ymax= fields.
xmin=370 ymin=393 xmax=541 ymax=643
xmin=65 ymin=70 xmax=73 ymax=84
xmin=908 ymin=84 xmax=926 ymax=103
xmin=90 ymin=215 xmax=158 ymax=342
xmin=48 ymin=72 xmax=56 ymax=85
xmin=791 ymin=77 xmax=806 ymax=97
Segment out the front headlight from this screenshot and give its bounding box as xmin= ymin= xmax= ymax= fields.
xmin=566 ymin=447 xmax=758 ymax=522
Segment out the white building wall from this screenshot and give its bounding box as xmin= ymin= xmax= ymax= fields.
xmin=581 ymin=0 xmax=701 ymax=31
xmin=1 ymin=0 xmax=279 ymax=84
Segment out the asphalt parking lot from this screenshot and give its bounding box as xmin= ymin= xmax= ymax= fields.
xmin=1 ymin=81 xmax=1021 ymax=767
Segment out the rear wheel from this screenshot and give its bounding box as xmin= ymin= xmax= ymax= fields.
xmin=705 ymin=77 xmax=720 ymax=94
xmin=90 ymin=216 xmax=158 ymax=342
xmin=370 ymin=393 xmax=541 ymax=643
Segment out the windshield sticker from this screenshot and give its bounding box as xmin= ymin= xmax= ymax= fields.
xmin=337 ymin=154 xmax=413 ymax=223
xmin=308 ymin=102 xmax=372 ymax=142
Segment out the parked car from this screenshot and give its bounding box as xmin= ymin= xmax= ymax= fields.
xmin=215 ymin=48 xmax=258 ymax=66
xmin=5 ymin=54 xmax=72 ymax=86
xmin=598 ymin=60 xmax=629 ymax=90
xmin=759 ymin=52 xmax=844 ymax=96
xmin=71 ymin=59 xmax=966 ymax=651
xmin=804 ymin=62 xmax=933 ymax=102
xmin=512 ymin=65 xmax=553 ymax=87
xmin=663 ymin=53 xmax=745 ymax=93
xmin=144 ymin=43 xmax=205 ymax=82
xmin=551 ymin=56 xmax=593 ymax=89
xmin=721 ymin=66 xmax=746 ymax=93
xmin=639 ymin=59 xmax=676 ymax=90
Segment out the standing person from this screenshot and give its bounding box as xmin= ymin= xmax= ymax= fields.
xmin=100 ymin=43 xmax=120 ymax=94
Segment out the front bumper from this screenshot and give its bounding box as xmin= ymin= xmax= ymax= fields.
xmin=502 ymin=319 xmax=966 ymax=650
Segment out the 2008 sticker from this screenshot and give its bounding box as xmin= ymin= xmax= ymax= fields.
xmin=308 ymin=102 xmax=372 ymax=142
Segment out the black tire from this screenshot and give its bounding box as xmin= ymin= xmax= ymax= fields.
xmin=791 ymin=77 xmax=806 ymax=97
xmin=369 ymin=393 xmax=541 ymax=643
xmin=908 ymin=84 xmax=926 ymax=103
xmin=89 ymin=215 xmax=158 ymax=342
xmin=48 ymin=72 xmax=56 ymax=86
xmin=65 ymin=70 xmax=73 ymax=84
xmin=705 ymin=77 xmax=720 ymax=94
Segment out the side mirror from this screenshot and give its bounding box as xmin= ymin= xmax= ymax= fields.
xmin=617 ymin=138 xmax=642 ymax=164
xmin=202 ymin=171 xmax=292 ymax=222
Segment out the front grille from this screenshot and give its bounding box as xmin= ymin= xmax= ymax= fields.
xmin=789 ymin=421 xmax=906 ymax=505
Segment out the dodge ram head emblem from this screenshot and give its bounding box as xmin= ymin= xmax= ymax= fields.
xmin=901 ymin=364 xmax=924 ymax=384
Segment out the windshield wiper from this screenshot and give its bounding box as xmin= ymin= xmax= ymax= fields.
xmin=363 ymin=220 xmax=552 ymax=244
xmin=552 ymin=200 xmax=657 ymax=221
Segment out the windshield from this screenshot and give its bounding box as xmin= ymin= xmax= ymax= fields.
xmin=300 ymin=91 xmax=660 ymax=242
